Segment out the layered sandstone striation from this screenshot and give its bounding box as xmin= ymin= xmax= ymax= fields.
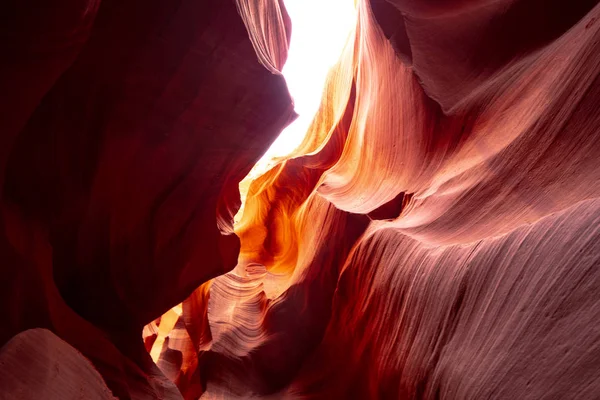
xmin=2 ymin=0 xmax=600 ymax=399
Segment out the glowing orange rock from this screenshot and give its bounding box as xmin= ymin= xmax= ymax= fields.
xmin=2 ymin=0 xmax=600 ymax=398
xmin=153 ymin=0 xmax=600 ymax=397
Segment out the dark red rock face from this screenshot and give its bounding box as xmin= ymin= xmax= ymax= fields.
xmin=2 ymin=0 xmax=600 ymax=399
xmin=0 ymin=0 xmax=293 ymax=397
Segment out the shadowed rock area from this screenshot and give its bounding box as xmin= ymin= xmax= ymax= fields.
xmin=1 ymin=0 xmax=600 ymax=399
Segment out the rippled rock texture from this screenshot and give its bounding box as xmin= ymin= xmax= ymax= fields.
xmin=2 ymin=0 xmax=600 ymax=399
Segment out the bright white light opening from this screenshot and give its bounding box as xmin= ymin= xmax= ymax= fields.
xmin=234 ymin=0 xmax=357 ymax=225
xmin=245 ymin=0 xmax=357 ymax=180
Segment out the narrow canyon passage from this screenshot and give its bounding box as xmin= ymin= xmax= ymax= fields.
xmin=1 ymin=0 xmax=600 ymax=399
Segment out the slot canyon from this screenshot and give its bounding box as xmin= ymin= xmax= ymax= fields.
xmin=1 ymin=0 xmax=600 ymax=398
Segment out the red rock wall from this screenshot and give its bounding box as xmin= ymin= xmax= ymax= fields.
xmin=2 ymin=0 xmax=600 ymax=398
xmin=1 ymin=0 xmax=293 ymax=397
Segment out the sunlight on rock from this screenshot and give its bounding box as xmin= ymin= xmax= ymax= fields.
xmin=235 ymin=0 xmax=357 ymax=224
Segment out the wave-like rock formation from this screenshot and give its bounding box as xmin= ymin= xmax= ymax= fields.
xmin=0 ymin=329 xmax=117 ymax=399
xmin=2 ymin=0 xmax=600 ymax=398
